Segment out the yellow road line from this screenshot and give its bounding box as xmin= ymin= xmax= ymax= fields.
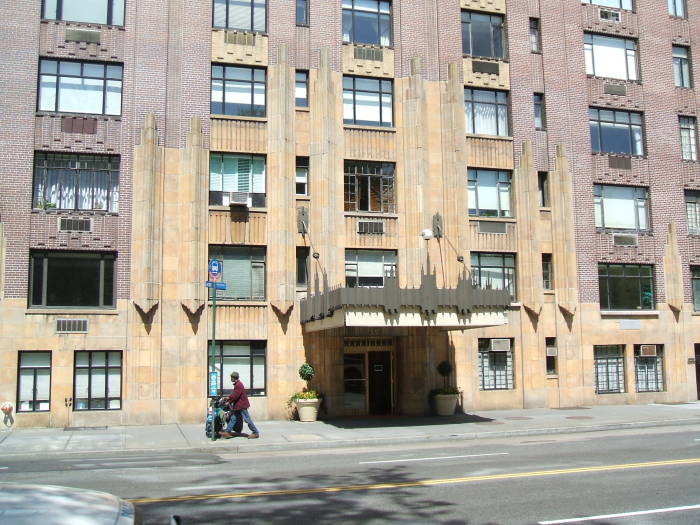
xmin=129 ymin=457 xmax=700 ymax=505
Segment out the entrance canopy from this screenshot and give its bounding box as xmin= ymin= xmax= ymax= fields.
xmin=300 ymin=269 xmax=511 ymax=332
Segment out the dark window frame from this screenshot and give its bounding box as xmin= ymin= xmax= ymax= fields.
xmin=73 ymin=350 xmax=122 ymax=411
xmin=211 ymin=64 xmax=266 ymax=118
xmin=686 ymin=190 xmax=700 ymax=235
xmin=471 ymin=252 xmax=517 ymax=301
xmin=208 ymin=245 xmax=266 ymax=301
xmin=295 ymin=70 xmax=309 ymax=108
xmin=634 ymin=345 xmax=664 ymax=393
xmin=342 ymin=0 xmax=392 ymax=47
xmin=467 ymin=168 xmax=512 ymax=218
xmin=668 ymin=0 xmax=687 ymax=18
xmin=542 ymin=253 xmax=553 ymax=291
xmin=296 ymin=247 xmax=310 ymax=288
xmin=464 ymin=88 xmax=510 ymax=137
xmin=212 ymin=0 xmax=267 ymax=32
xmin=598 ymin=262 xmax=654 ymax=311
xmin=343 ymin=76 xmax=394 ymax=128
xmin=296 ymin=0 xmax=309 ymax=25
xmin=344 ymin=160 xmax=396 ymax=213
xmin=680 ymin=116 xmax=697 ymax=161
xmin=594 ymin=345 xmax=625 ymax=394
xmin=529 ymin=18 xmax=541 ymax=53
xmin=673 ymin=45 xmax=692 ymax=88
xmin=478 ymin=338 xmax=514 ymax=390
xmin=42 ymin=0 xmax=125 ymax=26
xmin=534 ymin=93 xmax=546 ymax=130
xmin=593 ymin=184 xmax=649 ymax=232
xmin=584 ymin=33 xmax=639 ymax=82
xmin=589 ymin=107 xmax=644 ymax=156
xmin=209 ymin=152 xmax=267 ymax=207
xmin=461 ymin=11 xmax=505 ymax=59
xmin=16 ymin=351 xmax=52 ymax=413
xmin=296 ymin=156 xmax=309 ymax=196
xmin=207 ymin=340 xmax=267 ymax=397
xmin=545 ymin=337 xmax=557 ymax=375
xmin=582 ymin=0 xmax=634 ymax=11
xmin=345 ymin=249 xmax=397 ymax=288
xmin=538 ymin=171 xmax=550 ymax=207
xmin=692 ymin=266 xmax=700 ymax=311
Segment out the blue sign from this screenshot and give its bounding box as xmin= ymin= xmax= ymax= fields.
xmin=208 ymin=259 xmax=223 ymax=282
xmin=205 ymin=281 xmax=227 ymax=290
xmin=209 ymin=371 xmax=218 ymax=396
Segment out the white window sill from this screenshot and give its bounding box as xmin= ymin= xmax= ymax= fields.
xmin=343 ymin=124 xmax=396 ymax=133
xmin=208 ymin=300 xmax=267 ymax=307
xmin=26 ymin=308 xmax=119 ymax=316
xmin=600 ymin=310 xmax=659 ymax=317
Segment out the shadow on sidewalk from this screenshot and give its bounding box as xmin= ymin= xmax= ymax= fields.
xmin=322 ymin=413 xmax=494 ymax=429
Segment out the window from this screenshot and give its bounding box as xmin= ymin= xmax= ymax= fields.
xmin=534 ymin=93 xmax=545 ymax=130
xmin=668 ymin=0 xmax=686 ymax=18
xmin=594 ymin=345 xmax=625 ymax=394
xmin=211 ymin=65 xmax=266 ymax=117
xmin=30 ymin=251 xmax=115 ymax=308
xmin=680 ymin=117 xmax=697 ymax=161
xmin=589 ymin=108 xmax=644 ymax=156
xmin=342 ymin=0 xmax=391 ymax=46
xmin=38 ymin=59 xmax=122 ymax=116
xmin=673 ymin=46 xmax=691 ymax=88
xmin=42 ymin=0 xmax=125 ymax=25
xmin=208 ymin=246 xmax=266 ymax=300
xmin=692 ymin=266 xmax=700 ymax=310
xmin=542 ymin=253 xmax=553 ymax=290
xmin=634 ymin=345 xmax=664 ymax=392
xmin=471 ymin=252 xmax=516 ymax=301
xmin=529 ymin=18 xmax=541 ymax=53
xmin=208 ymin=341 xmax=266 ymax=396
xmin=33 ymin=153 xmax=119 ymax=213
xmin=686 ymin=191 xmax=700 ymax=235
xmin=545 ymin=337 xmax=557 ymax=375
xmin=461 ymin=11 xmax=505 ymax=59
xmin=538 ymin=171 xmax=550 ymax=207
xmin=464 ymin=88 xmax=509 ymax=136
xmin=213 ymin=0 xmax=266 ymax=32
xmin=584 ymin=34 xmax=638 ymax=81
xmin=344 ymin=161 xmax=395 ymax=213
xmin=478 ymin=339 xmax=514 ymax=390
xmin=468 ymin=169 xmax=512 ymax=217
xmin=209 ymin=153 xmax=266 ymax=207
xmin=296 ymin=247 xmax=309 ymax=288
xmin=345 ymin=249 xmax=396 ymax=288
xmin=594 ymin=184 xmax=648 ymax=231
xmin=582 ymin=0 xmax=633 ymax=9
xmin=295 ymin=70 xmax=309 ymax=107
xmin=17 ymin=352 xmax=51 ymax=412
xmin=343 ymin=76 xmax=393 ymax=127
xmin=74 ymin=351 xmax=122 ymax=410
xmin=296 ymin=157 xmax=309 ymax=196
xmin=598 ymin=263 xmax=654 ymax=311
xmin=296 ymin=0 xmax=308 ymax=25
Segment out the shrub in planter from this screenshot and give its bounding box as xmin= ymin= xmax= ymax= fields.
xmin=289 ymin=363 xmax=321 ymax=421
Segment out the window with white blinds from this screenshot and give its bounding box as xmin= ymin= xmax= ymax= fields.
xmin=686 ymin=191 xmax=700 ymax=235
xmin=209 ymin=246 xmax=266 ymax=300
xmin=594 ymin=184 xmax=648 ymax=231
xmin=213 ymin=0 xmax=266 ymax=32
xmin=209 ymin=153 xmax=266 ymax=207
xmin=17 ymin=352 xmax=51 ymax=412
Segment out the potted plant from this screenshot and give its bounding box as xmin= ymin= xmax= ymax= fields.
xmin=290 ymin=363 xmax=320 ymax=422
xmin=433 ymin=360 xmax=460 ymax=416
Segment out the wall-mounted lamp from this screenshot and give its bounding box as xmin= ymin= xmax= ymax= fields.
xmin=312 ymin=252 xmax=320 ymax=259
xmin=457 ymin=255 xmax=464 ymax=263
xmin=421 ymin=229 xmax=434 ymax=240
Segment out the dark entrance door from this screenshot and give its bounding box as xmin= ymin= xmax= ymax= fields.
xmin=695 ymin=344 xmax=700 ymax=400
xmin=368 ymin=351 xmax=391 ymax=415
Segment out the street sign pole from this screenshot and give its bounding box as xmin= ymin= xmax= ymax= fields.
xmin=207 ymin=259 xmax=223 ymax=440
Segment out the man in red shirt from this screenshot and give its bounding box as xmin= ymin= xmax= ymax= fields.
xmin=219 ymin=371 xmax=260 ymax=439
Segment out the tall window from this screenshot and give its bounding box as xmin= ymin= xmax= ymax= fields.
xmin=38 ymin=59 xmax=122 ymax=116
xmin=471 ymin=252 xmax=516 ymax=301
xmin=296 ymin=0 xmax=309 ymax=25
xmin=584 ymin=34 xmax=638 ymax=81
xmin=343 ymin=76 xmax=393 ymax=127
xmin=468 ymin=169 xmax=512 ymax=218
xmin=478 ymin=339 xmax=514 ymax=390
xmin=538 ymin=171 xmax=550 ymax=207
xmin=545 ymin=337 xmax=557 ymax=375
xmin=211 ymin=65 xmax=266 ymax=117
xmin=342 ymin=0 xmax=391 ymax=46
xmin=17 ymin=352 xmax=51 ymax=412
xmin=42 ymin=0 xmax=125 ymax=25
xmin=461 ymin=11 xmax=504 ymax=59
xmin=673 ymin=46 xmax=691 ymax=88
xmin=33 ymin=153 xmax=119 ymax=213
xmin=74 ymin=351 xmax=122 ymax=410
xmin=208 ymin=341 xmax=266 ymax=396
xmin=295 ymin=70 xmax=309 ymax=107
xmin=209 ymin=153 xmax=266 ymax=207
xmin=668 ymin=0 xmax=686 ymax=18
xmin=213 ymin=0 xmax=266 ymax=32
xmin=529 ymin=18 xmax=541 ymax=53
xmin=296 ymin=247 xmax=309 ymax=288
xmin=30 ymin=251 xmax=115 ymax=308
xmin=589 ymin=108 xmax=644 ymax=156
xmin=464 ymin=88 xmax=509 ymax=136
xmin=686 ymin=191 xmax=700 ymax=235
xmin=208 ymin=246 xmax=266 ymax=300
xmin=691 ymin=266 xmax=700 ymax=311
xmin=635 ymin=345 xmax=664 ymax=393
xmin=598 ymin=263 xmax=654 ymax=311
xmin=582 ymin=0 xmax=633 ymax=9
xmin=344 ymin=161 xmax=395 ymax=213
xmin=296 ymin=157 xmax=309 ymax=196
xmin=542 ymin=253 xmax=553 ymax=290
xmin=680 ymin=117 xmax=697 ymax=161
xmin=345 ymin=249 xmax=396 ymax=288
xmin=594 ymin=184 xmax=648 ymax=231
xmin=594 ymin=345 xmax=625 ymax=394
xmin=534 ymin=93 xmax=545 ymax=130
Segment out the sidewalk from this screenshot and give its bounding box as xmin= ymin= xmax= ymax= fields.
xmin=1 ymin=402 xmax=699 ymax=457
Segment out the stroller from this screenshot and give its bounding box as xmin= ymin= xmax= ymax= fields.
xmin=205 ymin=397 xmax=232 ymax=441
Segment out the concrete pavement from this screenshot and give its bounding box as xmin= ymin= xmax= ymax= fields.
xmin=1 ymin=402 xmax=699 ymax=457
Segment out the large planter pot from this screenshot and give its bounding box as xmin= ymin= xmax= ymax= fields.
xmin=434 ymin=394 xmax=459 ymax=416
xmin=296 ymin=398 xmax=320 ymax=422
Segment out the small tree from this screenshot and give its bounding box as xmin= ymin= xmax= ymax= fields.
xmin=436 ymin=360 xmax=459 ymax=394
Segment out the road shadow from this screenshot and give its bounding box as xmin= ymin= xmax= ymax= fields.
xmin=322 ymin=414 xmax=494 ymax=429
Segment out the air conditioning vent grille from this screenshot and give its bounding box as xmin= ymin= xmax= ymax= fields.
xmin=56 ymin=319 xmax=88 ymax=333
xmin=613 ymin=233 xmax=638 ymax=247
xmin=478 ymin=221 xmax=507 ymax=234
xmin=357 ymin=221 xmax=385 ymax=235
xmin=59 ymin=218 xmax=91 ymax=232
xmin=354 ymin=45 xmax=383 ymax=61
xmin=599 ymin=8 xmax=621 ymax=23
xmin=225 ymin=31 xmax=255 ymax=46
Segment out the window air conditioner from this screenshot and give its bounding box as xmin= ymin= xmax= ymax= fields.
xmin=599 ymin=8 xmax=621 ymax=23
xmin=546 ymin=346 xmax=558 ymax=357
xmin=357 ymin=220 xmax=385 ymax=234
xmin=228 ymin=192 xmax=252 ymax=208
xmin=490 ymin=338 xmax=511 ymax=352
xmin=639 ymin=344 xmax=657 ymax=357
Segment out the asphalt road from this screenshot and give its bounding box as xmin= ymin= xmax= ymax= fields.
xmin=1 ymin=425 xmax=699 ymax=524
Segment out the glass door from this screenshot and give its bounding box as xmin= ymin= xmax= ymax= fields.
xmin=343 ymin=353 xmax=366 ymax=415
